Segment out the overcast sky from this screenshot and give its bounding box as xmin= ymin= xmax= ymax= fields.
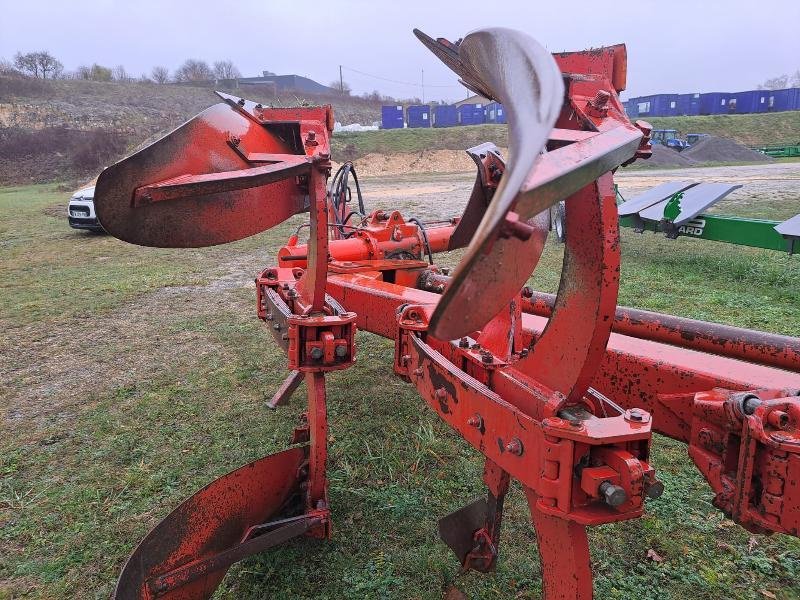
xmin=1 ymin=0 xmax=798 ymax=101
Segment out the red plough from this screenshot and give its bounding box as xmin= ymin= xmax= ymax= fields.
xmin=94 ymin=28 xmax=800 ymax=599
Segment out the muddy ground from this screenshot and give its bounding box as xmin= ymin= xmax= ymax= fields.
xmin=353 ymin=160 xmax=800 ymax=221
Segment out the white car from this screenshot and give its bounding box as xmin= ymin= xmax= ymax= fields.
xmin=67 ymin=186 xmax=104 ymax=232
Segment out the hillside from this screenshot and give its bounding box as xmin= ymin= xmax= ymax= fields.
xmin=2 ymin=75 xmax=798 ymax=185
xmin=0 ymin=76 xmax=384 ymax=184
xmin=647 ymin=111 xmax=800 ymax=146
xmin=332 ymin=125 xmax=508 ymax=161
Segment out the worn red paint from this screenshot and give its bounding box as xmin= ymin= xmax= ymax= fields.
xmin=93 ymin=28 xmax=800 ymax=600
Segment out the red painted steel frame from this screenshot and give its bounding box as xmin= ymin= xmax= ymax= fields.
xmin=100 ymin=30 xmax=800 ymax=600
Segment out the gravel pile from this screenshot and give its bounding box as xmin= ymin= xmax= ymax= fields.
xmin=644 ymin=144 xmax=698 ymax=168
xmin=683 ymin=135 xmax=773 ymax=163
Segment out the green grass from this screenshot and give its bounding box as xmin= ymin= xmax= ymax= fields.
xmin=1 ymin=182 xmax=799 ymax=599
xmin=648 ymin=112 xmax=800 ymax=147
xmin=332 ymin=125 xmax=508 ymax=160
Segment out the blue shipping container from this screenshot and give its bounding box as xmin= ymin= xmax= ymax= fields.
xmin=381 ymin=105 xmax=404 ymax=129
xmin=626 ymin=87 xmax=799 ymax=117
xmin=730 ymin=90 xmax=758 ymax=114
xmin=407 ymin=105 xmax=431 ymax=128
xmin=699 ymin=92 xmax=732 ymax=115
xmin=762 ymin=88 xmax=800 ymax=112
xmin=753 ymin=90 xmax=772 ymax=113
xmin=458 ymin=103 xmax=485 ymax=125
xmin=433 ymin=105 xmax=458 ymax=127
xmin=677 ymin=93 xmax=701 ymax=116
xmin=484 ymin=102 xmax=507 ymax=124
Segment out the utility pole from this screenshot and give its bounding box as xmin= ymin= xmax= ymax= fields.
xmin=421 ymin=68 xmax=425 ymax=103
xmin=339 ymin=65 xmax=344 ymax=94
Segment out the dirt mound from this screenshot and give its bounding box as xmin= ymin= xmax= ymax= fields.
xmin=642 ymin=144 xmax=697 ymax=168
xmin=353 ymin=148 xmax=504 ymax=176
xmin=683 ymin=135 xmax=773 ymax=164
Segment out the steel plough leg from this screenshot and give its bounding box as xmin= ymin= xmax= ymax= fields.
xmin=267 ymin=370 xmax=304 ymax=409
xmin=304 ymin=371 xmax=330 ymax=537
xmin=525 ymin=489 xmax=593 ymax=600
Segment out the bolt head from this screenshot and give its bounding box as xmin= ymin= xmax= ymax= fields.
xmin=467 ymin=414 xmax=483 ymax=429
xmin=599 ymin=481 xmax=627 ymax=507
xmin=625 ymin=408 xmax=650 ymax=423
xmin=505 ymin=438 xmax=523 ymax=456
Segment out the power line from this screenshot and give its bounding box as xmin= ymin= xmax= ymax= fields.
xmin=340 ymin=65 xmax=463 ymax=89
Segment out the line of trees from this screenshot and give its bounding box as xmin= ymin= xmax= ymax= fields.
xmin=1 ymin=51 xmax=243 ymax=85
xmin=1 ymin=49 xmax=423 ymax=104
xmin=757 ymin=71 xmax=800 ymax=90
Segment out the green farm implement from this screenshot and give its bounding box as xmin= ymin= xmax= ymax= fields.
xmin=752 ymin=144 xmax=800 ymax=158
xmin=618 ymin=182 xmax=799 ymax=253
xmin=551 ymin=181 xmax=800 ymax=254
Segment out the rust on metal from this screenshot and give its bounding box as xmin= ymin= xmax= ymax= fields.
xmin=92 ymin=26 xmax=800 ymax=600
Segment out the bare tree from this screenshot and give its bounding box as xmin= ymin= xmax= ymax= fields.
xmin=757 ymin=74 xmax=790 ymax=90
xmin=174 ymin=59 xmax=213 ymax=82
xmin=213 ymin=60 xmax=241 ymax=80
xmin=112 ymin=65 xmax=129 ymax=82
xmin=0 ymin=58 xmax=21 ymax=76
xmin=14 ymin=52 xmax=40 ymax=77
xmin=38 ymin=51 xmax=62 ymax=79
xmin=14 ymin=51 xmax=64 ymax=79
xmin=791 ymin=70 xmax=800 ymax=88
xmin=151 ymin=65 xmax=170 ymax=84
xmin=329 ymin=80 xmax=352 ymax=95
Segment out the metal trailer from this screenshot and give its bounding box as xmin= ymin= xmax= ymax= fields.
xmin=433 ymin=104 xmax=458 ymax=127
xmin=407 ymin=104 xmax=431 ymax=128
xmin=677 ymin=92 xmax=701 ymax=115
xmin=626 ymin=88 xmax=800 ymax=117
xmin=458 ymin=103 xmax=486 ymax=125
xmin=484 ymin=101 xmax=507 ymax=124
xmin=91 ymin=28 xmax=800 ymax=600
xmin=699 ymin=92 xmax=732 ymax=115
xmin=381 ymin=105 xmax=404 ymax=129
xmin=622 ymin=99 xmax=637 ymax=117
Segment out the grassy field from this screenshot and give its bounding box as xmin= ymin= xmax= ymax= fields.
xmin=1 ymin=179 xmax=799 ymax=600
xmin=647 ymin=112 xmax=800 ymax=147
xmin=332 ymin=125 xmax=508 ymax=161
xmin=332 ymin=111 xmax=800 ymax=161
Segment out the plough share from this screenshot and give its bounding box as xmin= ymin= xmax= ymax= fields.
xmin=94 ymin=28 xmax=800 ymax=599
